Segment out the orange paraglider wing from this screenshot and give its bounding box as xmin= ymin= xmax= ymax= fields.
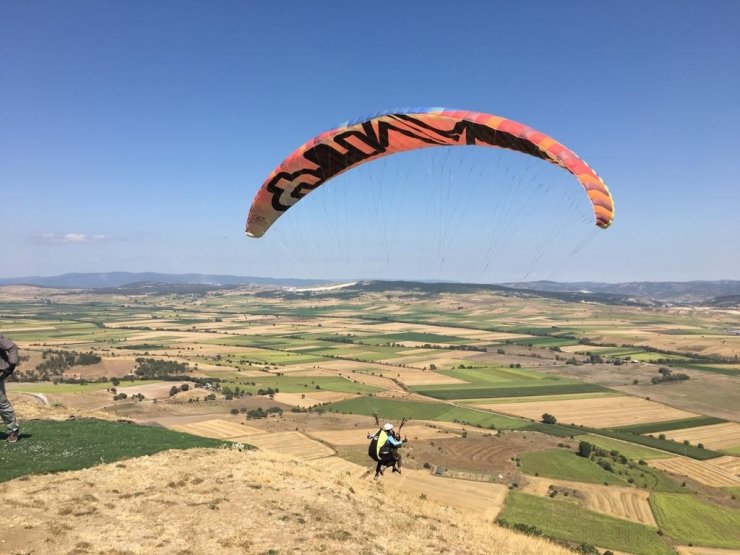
xmin=246 ymin=108 xmax=614 ymax=238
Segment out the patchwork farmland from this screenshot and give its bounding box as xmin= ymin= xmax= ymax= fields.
xmin=2 ymin=282 xmax=738 ymax=553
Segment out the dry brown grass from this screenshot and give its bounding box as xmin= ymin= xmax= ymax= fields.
xmin=9 ymin=392 xmax=115 ymax=422
xmin=648 ymin=457 xmax=740 ymax=487
xmin=480 ymin=396 xmax=697 ymax=428
xmin=1 ymin=448 xmax=573 ymax=555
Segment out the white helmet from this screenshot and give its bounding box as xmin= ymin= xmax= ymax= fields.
xmin=383 ymin=423 xmax=393 ymax=431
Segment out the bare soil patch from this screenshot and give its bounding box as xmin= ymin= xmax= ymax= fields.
xmin=273 ymin=391 xmax=358 ymax=408
xmin=403 ymin=430 xmax=571 ymax=485
xmin=116 ymin=381 xmax=194 ymax=400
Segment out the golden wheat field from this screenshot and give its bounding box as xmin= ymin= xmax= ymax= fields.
xmin=661 ymin=422 xmax=740 ymax=451
xmin=474 ymin=395 xmax=697 ymax=428
xmin=520 ymin=475 xmax=657 ymax=526
xmin=168 ymin=418 xmax=265 ymax=439
xmin=648 ymin=457 xmax=740 ymax=487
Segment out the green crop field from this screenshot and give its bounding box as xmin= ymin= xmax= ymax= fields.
xmin=582 ymin=427 xmax=723 ymax=460
xmin=360 ymin=331 xmax=466 ymax=344
xmin=414 ymin=382 xmax=607 ymax=400
xmin=506 ymin=336 xmax=577 ymax=348
xmin=650 ymin=493 xmax=740 ymax=548
xmin=0 ymin=419 xmax=230 ymax=482
xmin=326 ymin=396 xmax=528 ymax=429
xmin=628 ymin=352 xmax=691 ymax=362
xmin=500 ymin=492 xmax=673 ymax=555
xmin=673 ymin=363 xmax=740 ymax=377
xmin=614 ymin=416 xmax=727 ymax=435
xmin=574 ymin=434 xmax=670 ymax=461
xmin=520 ymin=449 xmax=683 ymax=491
xmin=223 ymin=375 xmax=380 ymax=395
xmin=520 ymin=449 xmax=627 ymax=485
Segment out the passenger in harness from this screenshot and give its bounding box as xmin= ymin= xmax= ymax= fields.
xmin=368 ymin=422 xmax=406 ymax=480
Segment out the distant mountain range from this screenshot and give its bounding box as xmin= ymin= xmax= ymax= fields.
xmin=0 ymin=272 xmax=330 ymax=289
xmin=501 ymin=280 xmax=740 ymax=303
xmin=0 ymin=272 xmax=737 ymax=305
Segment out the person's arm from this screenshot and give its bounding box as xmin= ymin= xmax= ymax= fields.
xmin=386 ymin=435 xmax=403 ymax=446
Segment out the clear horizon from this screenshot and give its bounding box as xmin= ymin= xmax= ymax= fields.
xmin=3 ymin=2 xmax=739 ymax=281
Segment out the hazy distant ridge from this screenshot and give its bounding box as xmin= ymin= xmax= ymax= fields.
xmin=501 ymin=280 xmax=740 ymax=303
xmin=0 ymin=272 xmax=330 ymax=289
xmin=1 ymin=273 xmax=737 ymax=303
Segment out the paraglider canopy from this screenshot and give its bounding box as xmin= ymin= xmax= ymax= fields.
xmin=246 ymin=107 xmax=614 ymax=238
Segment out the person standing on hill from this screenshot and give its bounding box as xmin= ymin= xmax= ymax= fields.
xmin=0 ymin=335 xmax=20 ymax=443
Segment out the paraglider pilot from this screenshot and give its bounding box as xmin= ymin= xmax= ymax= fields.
xmin=368 ymin=422 xmax=406 ymax=480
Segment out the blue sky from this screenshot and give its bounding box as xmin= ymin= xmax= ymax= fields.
xmin=2 ymin=1 xmax=738 ymax=282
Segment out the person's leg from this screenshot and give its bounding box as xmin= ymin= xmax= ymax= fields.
xmin=0 ymin=379 xmax=19 ymax=433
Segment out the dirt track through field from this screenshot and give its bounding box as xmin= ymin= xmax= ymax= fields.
xmin=661 ymin=422 xmax=740 ymax=451
xmin=520 ymin=475 xmax=657 ymax=526
xmin=648 ymin=457 xmax=740 ymax=487
xmin=479 ymin=396 xmax=697 ymax=428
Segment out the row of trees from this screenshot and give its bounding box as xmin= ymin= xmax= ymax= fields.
xmin=651 ymin=367 xmax=690 ymax=384
xmin=134 ymin=357 xmax=190 ymax=378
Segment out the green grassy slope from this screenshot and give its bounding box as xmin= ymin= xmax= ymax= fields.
xmin=0 ymin=419 xmax=232 ymax=482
